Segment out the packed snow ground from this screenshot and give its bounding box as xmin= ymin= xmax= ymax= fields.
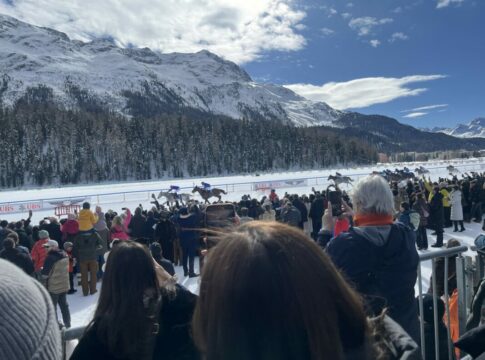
xmin=2 ymin=158 xmax=485 ymax=356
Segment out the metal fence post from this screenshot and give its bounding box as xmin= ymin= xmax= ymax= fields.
xmin=456 ymin=255 xmax=468 ymax=337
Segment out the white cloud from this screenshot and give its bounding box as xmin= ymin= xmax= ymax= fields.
xmin=349 ymin=16 xmax=393 ymax=36
xmin=0 ymin=0 xmax=306 ymax=64
xmin=403 ymin=112 xmax=428 ymax=118
xmin=320 ymin=27 xmax=335 ymax=36
xmin=341 ymin=12 xmax=352 ymax=19
xmin=389 ymin=32 xmax=409 ymax=42
xmin=392 ymin=6 xmax=403 ymax=13
xmin=437 ymin=0 xmax=465 ymax=8
xmin=284 ymin=74 xmax=447 ymax=110
xmin=402 ymin=104 xmax=448 ymax=112
xmin=370 ymin=39 xmax=381 ymax=47
xmin=346 ymin=3 xmax=354 ymax=8
xmin=327 ymin=7 xmax=338 ymax=17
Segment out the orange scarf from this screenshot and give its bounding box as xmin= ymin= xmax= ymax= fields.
xmin=354 ymin=213 xmax=393 ymax=227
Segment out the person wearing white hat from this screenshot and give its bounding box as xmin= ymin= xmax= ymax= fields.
xmin=41 ymin=239 xmax=71 ymax=328
xmin=0 ymin=258 xmax=62 ymax=359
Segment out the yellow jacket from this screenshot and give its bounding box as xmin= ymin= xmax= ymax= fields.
xmin=78 ymin=209 xmax=98 ymax=231
xmin=424 ymin=179 xmax=450 ymax=207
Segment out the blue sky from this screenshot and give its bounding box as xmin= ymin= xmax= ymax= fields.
xmin=0 ymin=0 xmax=483 ymax=128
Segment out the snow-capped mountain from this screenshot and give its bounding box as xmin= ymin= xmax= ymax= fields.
xmin=0 ymin=14 xmax=341 ymax=127
xmin=435 ymin=118 xmax=485 ymax=138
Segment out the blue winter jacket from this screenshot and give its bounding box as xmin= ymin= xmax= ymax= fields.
xmin=326 ymin=222 xmax=420 ymax=343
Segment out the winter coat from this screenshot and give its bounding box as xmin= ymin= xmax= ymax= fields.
xmin=73 ymin=232 xmax=102 ymax=262
xmin=144 ymin=216 xmax=157 ymax=240
xmin=280 ymin=206 xmax=301 ymax=227
xmin=0 ymin=247 xmax=34 ymax=275
xmin=292 ymin=199 xmax=308 ymax=223
xmin=41 ymin=250 xmax=69 ymax=294
xmin=430 ymin=192 xmax=444 ymax=230
xmin=327 ymin=223 xmax=420 ymax=343
xmin=261 ymin=210 xmax=276 ymax=221
xmin=71 ymin=284 xmax=199 ymax=360
xmin=455 ymin=324 xmax=485 ymax=359
xmin=110 ymin=210 xmax=131 ymax=241
xmin=128 ymin=214 xmax=147 ymax=239
xmin=61 ymin=219 xmax=79 ymax=245
xmin=16 ymin=228 xmax=33 ymax=251
xmin=309 ymin=198 xmax=325 ymax=221
xmin=94 ymin=212 xmax=108 ymax=232
xmin=450 ymin=190 xmax=464 ymax=221
xmin=45 ymin=222 xmax=63 ymax=243
xmin=412 ymin=198 xmax=429 ymax=227
xmin=31 ymin=238 xmax=49 ymax=271
xmin=175 ymin=215 xmax=199 ymax=248
xmin=78 ymin=209 xmax=98 ymax=232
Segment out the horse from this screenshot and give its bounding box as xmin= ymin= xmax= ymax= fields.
xmin=192 ymin=186 xmax=227 ymax=203
xmin=447 ymin=165 xmax=460 ymax=174
xmin=328 ymin=174 xmax=353 ymax=187
xmin=414 ymin=167 xmax=429 ymax=175
xmin=157 ymin=191 xmax=179 ymax=205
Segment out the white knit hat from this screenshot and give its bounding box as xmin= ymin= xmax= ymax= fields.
xmin=0 ymin=259 xmax=62 ymax=360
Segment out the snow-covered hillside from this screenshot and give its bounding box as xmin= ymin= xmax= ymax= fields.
xmin=434 ymin=118 xmax=485 ymax=138
xmin=0 ymin=14 xmax=341 ymax=127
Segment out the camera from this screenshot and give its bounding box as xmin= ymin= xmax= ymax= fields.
xmin=326 ymin=185 xmax=342 ymax=217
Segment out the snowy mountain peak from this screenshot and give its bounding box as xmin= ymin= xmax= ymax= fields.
xmin=0 ymin=14 xmax=341 ymax=126
xmin=435 ymin=117 xmax=485 ymax=138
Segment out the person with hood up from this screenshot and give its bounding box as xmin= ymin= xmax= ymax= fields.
xmin=41 ymin=239 xmax=71 ymax=329
xmin=326 ymin=175 xmax=420 ymax=344
xmin=280 ymin=200 xmax=301 ymax=228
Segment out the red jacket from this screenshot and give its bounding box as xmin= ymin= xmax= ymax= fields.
xmin=62 ymin=220 xmax=79 ymax=241
xmin=31 ymin=238 xmax=48 ymax=271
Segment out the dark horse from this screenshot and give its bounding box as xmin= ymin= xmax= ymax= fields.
xmin=192 ymin=186 xmax=227 ymax=203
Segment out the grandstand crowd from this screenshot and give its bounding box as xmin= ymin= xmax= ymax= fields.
xmin=1 ymin=172 xmax=485 ymax=360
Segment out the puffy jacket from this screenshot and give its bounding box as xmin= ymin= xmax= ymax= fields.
xmin=42 ymin=250 xmax=69 ymax=294
xmin=31 ymin=238 xmax=49 ymax=271
xmin=128 ymin=213 xmax=147 ymax=239
xmin=78 ymin=209 xmax=98 ymax=232
xmin=327 ymin=223 xmax=420 ymax=343
xmin=73 ymin=232 xmax=102 ymax=262
xmin=0 ymin=247 xmax=34 ymax=275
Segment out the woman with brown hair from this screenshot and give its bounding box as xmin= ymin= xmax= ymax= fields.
xmin=192 ymin=222 xmax=419 ymax=360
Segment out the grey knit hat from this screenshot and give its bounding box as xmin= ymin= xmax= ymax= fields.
xmin=38 ymin=229 xmax=49 ymax=239
xmin=0 ymin=259 xmax=62 ymax=360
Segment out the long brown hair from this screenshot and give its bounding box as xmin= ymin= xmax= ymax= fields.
xmin=192 ymin=222 xmax=370 ymax=360
xmin=91 ymin=241 xmax=160 ymax=359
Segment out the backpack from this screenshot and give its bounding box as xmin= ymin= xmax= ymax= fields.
xmin=409 ymin=211 xmax=420 ymax=230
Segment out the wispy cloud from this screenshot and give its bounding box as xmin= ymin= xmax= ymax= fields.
xmin=389 ymin=32 xmax=409 ymax=42
xmin=349 ymin=16 xmax=393 ymax=36
xmin=0 ymin=0 xmax=306 ymax=64
xmin=341 ymin=12 xmax=352 ymax=19
xmin=284 ymin=74 xmax=447 ymax=110
xmin=402 ymin=104 xmax=448 ymax=112
xmin=436 ymin=0 xmax=465 ymax=8
xmin=320 ymin=27 xmax=335 ymax=36
xmin=370 ymin=39 xmax=381 ymax=47
xmin=403 ymin=112 xmax=428 ymax=118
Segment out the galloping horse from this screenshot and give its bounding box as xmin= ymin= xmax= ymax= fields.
xmin=447 ymin=165 xmax=460 ymax=174
xmin=157 ymin=191 xmax=179 ymax=205
xmin=192 ymin=186 xmax=227 ymax=203
xmin=415 ymin=166 xmax=430 ymax=175
xmin=328 ymin=174 xmax=353 ymax=187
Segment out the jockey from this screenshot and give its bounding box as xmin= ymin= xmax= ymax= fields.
xmin=201 ymin=182 xmax=211 ymax=190
xmin=170 ymin=185 xmax=180 ymax=192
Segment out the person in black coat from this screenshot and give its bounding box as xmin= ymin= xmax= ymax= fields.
xmin=325 ymin=175 xmax=420 ymax=344
xmin=292 ymin=196 xmax=308 ymax=229
xmin=155 ymin=216 xmax=177 ymax=263
xmin=309 ymin=194 xmax=325 ymax=240
xmin=128 ymin=207 xmax=147 ymax=239
xmin=430 ymin=187 xmax=445 ymax=247
xmin=0 ymin=238 xmax=34 ymax=275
